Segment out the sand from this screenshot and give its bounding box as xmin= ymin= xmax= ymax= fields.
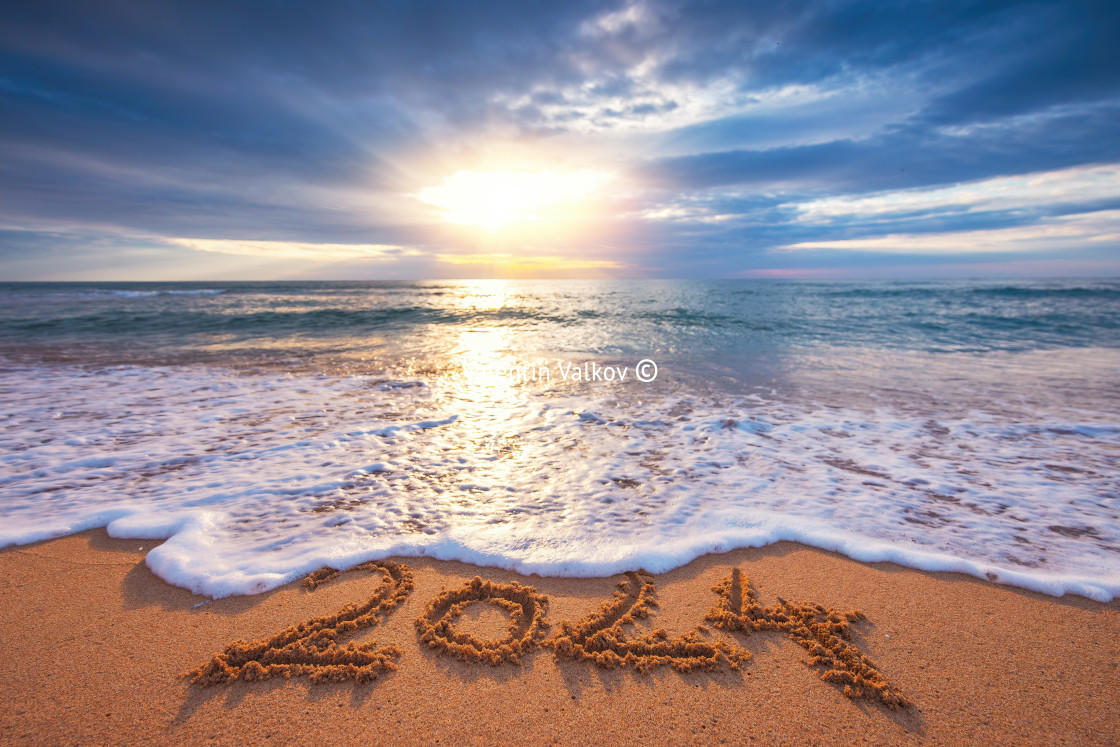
xmin=1 ymin=530 xmax=1118 ymax=745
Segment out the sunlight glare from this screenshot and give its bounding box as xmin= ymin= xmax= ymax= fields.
xmin=416 ymin=169 xmax=612 ymax=229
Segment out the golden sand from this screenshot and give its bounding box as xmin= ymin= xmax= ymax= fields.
xmin=3 ymin=530 xmax=1119 ymax=745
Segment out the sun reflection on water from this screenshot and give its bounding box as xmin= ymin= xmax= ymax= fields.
xmin=446 ymin=280 xmax=525 ymax=396
xmin=451 ymin=279 xmax=511 ymax=311
xmin=440 ymin=280 xmax=543 ymax=497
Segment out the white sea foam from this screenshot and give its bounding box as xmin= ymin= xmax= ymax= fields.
xmin=1 ymin=362 xmax=1118 ymax=600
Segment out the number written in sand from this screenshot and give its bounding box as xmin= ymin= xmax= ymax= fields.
xmin=414 ymin=576 xmax=551 ymax=664
xmin=190 ymin=564 xmax=910 ymax=709
xmin=189 ymin=561 xmax=413 ymax=685
xmin=551 ymin=571 xmax=747 ymax=673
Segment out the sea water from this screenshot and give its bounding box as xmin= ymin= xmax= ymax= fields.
xmin=1 ymin=279 xmax=1118 ymax=599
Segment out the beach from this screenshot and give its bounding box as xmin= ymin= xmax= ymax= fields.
xmin=2 ymin=529 xmax=1117 ymax=745
xmin=2 ymin=280 xmax=1119 ymax=744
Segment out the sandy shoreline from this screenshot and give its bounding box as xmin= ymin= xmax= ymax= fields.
xmin=1 ymin=530 xmax=1117 ymax=745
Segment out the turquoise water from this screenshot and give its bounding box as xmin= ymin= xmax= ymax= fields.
xmin=2 ymin=279 xmax=1119 ymax=365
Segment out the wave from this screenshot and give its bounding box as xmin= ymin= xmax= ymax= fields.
xmin=1 ymin=362 xmax=1118 ymax=601
xmin=37 ymin=288 xmax=228 ymax=298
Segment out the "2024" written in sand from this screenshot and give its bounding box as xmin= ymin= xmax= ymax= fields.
xmin=189 ymin=563 xmax=910 ymax=709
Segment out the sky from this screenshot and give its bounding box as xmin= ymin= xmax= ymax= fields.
xmin=1 ymin=0 xmax=1119 ymax=280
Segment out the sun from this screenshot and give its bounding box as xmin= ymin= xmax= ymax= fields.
xmin=416 ymin=169 xmax=612 ymax=229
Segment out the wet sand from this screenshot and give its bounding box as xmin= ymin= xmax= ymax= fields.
xmin=1 ymin=529 xmax=1118 ymax=745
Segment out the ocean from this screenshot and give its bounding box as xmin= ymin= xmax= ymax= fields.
xmin=1 ymin=279 xmax=1118 ymax=599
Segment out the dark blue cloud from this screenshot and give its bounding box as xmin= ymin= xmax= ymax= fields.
xmin=916 ymin=1 xmax=1120 ymax=125
xmin=644 ymin=101 xmax=1120 ymax=192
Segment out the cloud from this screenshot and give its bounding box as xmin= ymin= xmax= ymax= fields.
xmin=788 ymin=163 xmax=1120 ymax=223
xmin=167 ymin=238 xmax=419 ymax=260
xmin=437 ymin=253 xmax=624 ymax=271
xmin=642 ymin=101 xmax=1120 ymax=193
xmin=635 ymin=205 xmax=740 ymax=224
xmin=916 ymin=2 xmax=1120 ymax=126
xmin=778 ymin=210 xmax=1120 ymax=254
